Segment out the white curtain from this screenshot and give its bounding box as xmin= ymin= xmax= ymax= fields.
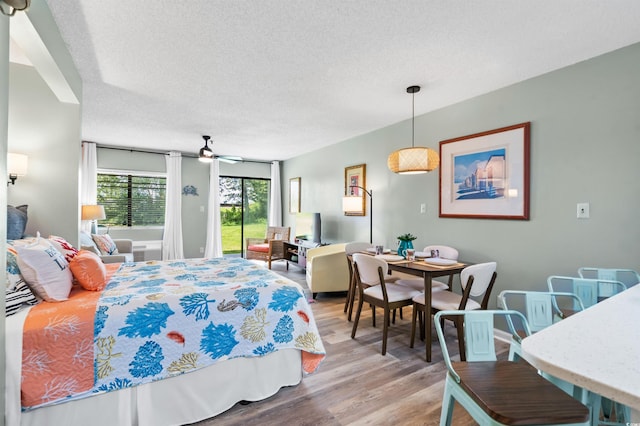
xmin=268 ymin=161 xmax=282 ymax=226
xmin=204 ymin=159 xmax=223 ymax=258
xmin=80 ymin=142 xmax=97 ymax=234
xmin=162 ymin=152 xmax=184 ymax=260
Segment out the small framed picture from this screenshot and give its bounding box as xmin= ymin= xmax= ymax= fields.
xmin=344 ymin=164 xmax=366 ymax=216
xmin=439 ymin=122 xmax=530 ymax=220
xmin=289 ymin=177 xmax=301 ymax=214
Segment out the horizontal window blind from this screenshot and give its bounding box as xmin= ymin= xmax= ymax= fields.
xmin=97 ymin=173 xmax=166 ymax=227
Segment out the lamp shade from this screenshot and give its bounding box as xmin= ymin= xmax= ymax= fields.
xmin=342 ymin=196 xmax=362 ymax=213
xmin=7 ymin=153 xmax=28 ymax=176
xmin=387 ymin=147 xmax=440 ymax=174
xmin=81 ymin=205 xmax=106 ymax=221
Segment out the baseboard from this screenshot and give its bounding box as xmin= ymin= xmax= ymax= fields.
xmin=493 ymin=328 xmax=513 ymax=344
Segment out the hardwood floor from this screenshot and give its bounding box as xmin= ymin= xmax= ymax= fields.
xmin=194 ymin=262 xmax=491 ymax=426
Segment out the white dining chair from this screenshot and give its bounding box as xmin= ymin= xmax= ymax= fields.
xmin=411 ymin=262 xmax=497 ymax=361
xmin=351 ymin=253 xmax=421 ymax=355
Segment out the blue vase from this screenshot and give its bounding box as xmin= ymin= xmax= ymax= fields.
xmin=397 ymin=240 xmax=414 ymax=258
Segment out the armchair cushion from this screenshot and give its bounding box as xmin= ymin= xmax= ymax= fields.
xmin=247 ymin=243 xmax=270 ymax=253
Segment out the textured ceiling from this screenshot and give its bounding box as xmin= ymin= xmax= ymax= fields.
xmin=42 ymin=1 xmax=640 ymax=161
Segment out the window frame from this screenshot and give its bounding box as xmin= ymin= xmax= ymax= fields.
xmin=97 ymin=168 xmax=167 ymax=229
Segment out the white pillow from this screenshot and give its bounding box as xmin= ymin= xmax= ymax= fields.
xmin=16 ymin=236 xmax=73 ymax=302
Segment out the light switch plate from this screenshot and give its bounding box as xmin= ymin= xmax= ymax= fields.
xmin=577 ymin=203 xmax=590 ymax=219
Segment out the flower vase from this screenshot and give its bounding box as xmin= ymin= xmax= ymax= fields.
xmin=397 ymin=240 xmax=414 ymax=258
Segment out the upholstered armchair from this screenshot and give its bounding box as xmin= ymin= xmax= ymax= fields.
xmin=245 ymin=226 xmax=291 ymax=269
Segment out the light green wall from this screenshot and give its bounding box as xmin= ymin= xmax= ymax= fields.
xmin=282 ymin=42 xmax=640 ymax=306
xmin=97 ymin=147 xmax=271 ymax=258
xmin=8 ymin=63 xmax=81 ymax=243
xmin=1 ymin=14 xmax=9 ymax=426
xmin=6 ymin=0 xmax=82 ymax=246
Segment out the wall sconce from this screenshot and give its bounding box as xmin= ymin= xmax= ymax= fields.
xmin=7 ymin=152 xmax=28 ymax=185
xmin=81 ymin=204 xmax=106 ymax=234
xmin=342 ymin=185 xmax=373 ymax=244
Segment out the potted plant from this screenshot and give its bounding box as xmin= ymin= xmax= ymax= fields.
xmin=397 ymin=233 xmax=417 ymax=257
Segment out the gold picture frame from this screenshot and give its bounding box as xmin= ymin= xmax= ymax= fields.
xmin=344 ymin=164 xmax=366 ymax=216
xmin=289 ymin=177 xmax=301 ymax=214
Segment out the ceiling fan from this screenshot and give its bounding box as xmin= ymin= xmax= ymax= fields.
xmin=198 ymin=135 xmax=243 ymax=164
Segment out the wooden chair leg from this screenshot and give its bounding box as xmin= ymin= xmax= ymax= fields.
xmin=347 ymin=283 xmax=357 ymax=322
xmin=410 ymin=303 xmax=418 ymax=348
xmin=382 ymin=307 xmax=390 ymax=355
xmin=343 ymin=275 xmax=352 ymax=313
xmin=455 ymin=316 xmax=466 ymax=362
xmin=351 ymin=297 xmax=364 ymax=339
xmin=371 ymin=305 xmax=376 ymax=328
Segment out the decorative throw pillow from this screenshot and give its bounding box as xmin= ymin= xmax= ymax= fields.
xmin=7 ymin=204 xmax=28 ymax=240
xmin=6 ymin=245 xmax=24 ymax=290
xmin=69 ymin=250 xmax=107 ymax=291
xmin=16 ymin=237 xmax=73 ymax=302
xmin=48 ymin=235 xmax=80 ymax=263
xmin=6 ymin=237 xmax=37 ymax=290
xmin=92 ymin=234 xmax=119 ymax=255
xmin=6 ymin=280 xmax=39 ymax=316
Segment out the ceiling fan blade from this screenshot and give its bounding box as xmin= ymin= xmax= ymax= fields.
xmin=216 ymin=156 xmax=243 ymax=164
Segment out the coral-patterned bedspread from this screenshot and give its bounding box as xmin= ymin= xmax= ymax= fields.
xmin=21 ymin=264 xmax=120 ymax=408
xmin=20 ymin=258 xmax=325 ymax=409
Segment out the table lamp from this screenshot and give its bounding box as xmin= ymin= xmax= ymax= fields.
xmin=81 ymin=204 xmax=106 ymax=234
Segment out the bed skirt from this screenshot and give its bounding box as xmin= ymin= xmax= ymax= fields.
xmin=6 ymin=308 xmax=303 ymax=426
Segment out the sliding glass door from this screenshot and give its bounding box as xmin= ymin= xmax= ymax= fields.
xmin=219 ymin=176 xmax=270 ymax=255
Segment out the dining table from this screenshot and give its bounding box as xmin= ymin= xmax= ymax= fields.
xmin=384 ymin=257 xmax=468 ymax=362
xmin=521 ymin=283 xmax=640 ymax=421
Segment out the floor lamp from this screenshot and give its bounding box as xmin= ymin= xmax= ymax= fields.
xmin=342 ymin=185 xmax=373 ymax=244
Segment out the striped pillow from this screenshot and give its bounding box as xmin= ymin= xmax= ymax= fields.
xmin=6 ymin=279 xmax=39 ymax=316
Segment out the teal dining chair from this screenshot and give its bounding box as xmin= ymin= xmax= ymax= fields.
xmin=546 ymin=276 xmax=630 ymax=425
xmin=546 ymin=275 xmax=626 ymax=309
xmin=435 ymin=309 xmax=590 ymax=426
xmin=578 ymin=267 xmax=640 ymax=289
xmin=497 ymin=290 xmax=585 ymax=362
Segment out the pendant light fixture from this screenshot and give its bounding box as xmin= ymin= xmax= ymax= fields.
xmin=387 ymin=85 xmax=439 ymax=174
xmin=198 ymin=135 xmax=214 ymax=162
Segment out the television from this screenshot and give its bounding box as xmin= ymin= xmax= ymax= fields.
xmin=295 ymin=212 xmax=321 ymax=244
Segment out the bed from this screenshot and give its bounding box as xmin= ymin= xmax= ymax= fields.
xmin=6 ymin=256 xmax=325 ymax=426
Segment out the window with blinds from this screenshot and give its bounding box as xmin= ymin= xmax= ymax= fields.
xmin=97 ymin=173 xmax=166 ymax=227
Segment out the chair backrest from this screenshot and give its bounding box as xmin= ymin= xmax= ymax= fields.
xmin=461 ymin=262 xmax=497 ymax=296
xmin=352 ymin=253 xmax=387 ymax=286
xmin=266 ymin=226 xmax=290 ymax=241
xmin=578 ymin=267 xmax=640 ymax=289
xmin=547 ymin=275 xmax=626 ymax=309
xmin=423 ymin=245 xmax=458 ymax=260
xmin=435 ymin=310 xmax=530 ymax=381
xmin=498 ymin=290 xmax=585 ymax=334
xmin=345 ymin=241 xmax=373 ymax=255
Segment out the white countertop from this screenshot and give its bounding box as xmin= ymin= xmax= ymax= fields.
xmin=521 ymin=284 xmax=640 ymax=413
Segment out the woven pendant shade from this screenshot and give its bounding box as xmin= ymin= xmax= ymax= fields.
xmin=387 ymin=147 xmax=439 ymax=174
xmin=387 ymin=85 xmax=439 ymax=174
